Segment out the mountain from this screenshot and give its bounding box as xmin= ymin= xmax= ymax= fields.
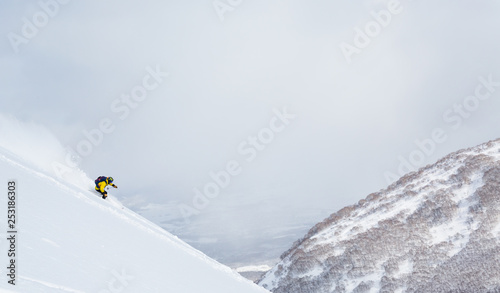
xmin=259 ymin=139 xmax=500 ymax=293
xmin=0 ymin=149 xmax=270 ymax=293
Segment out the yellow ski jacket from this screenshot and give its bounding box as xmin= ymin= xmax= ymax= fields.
xmin=95 ymin=179 xmax=117 ymax=193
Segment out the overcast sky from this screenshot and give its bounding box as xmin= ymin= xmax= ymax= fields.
xmin=2 ymin=0 xmax=500 ymax=265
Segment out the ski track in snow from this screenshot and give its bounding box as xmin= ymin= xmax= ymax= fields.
xmin=41 ymin=238 xmax=61 ymax=248
xmin=19 ymin=276 xmax=86 ymax=293
xmin=0 ymin=152 xmax=209 ymax=259
xmin=0 ymin=151 xmax=269 ymax=292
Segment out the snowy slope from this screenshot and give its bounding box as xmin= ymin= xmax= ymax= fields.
xmin=259 ymin=139 xmax=500 ymax=293
xmin=0 ymin=149 xmax=270 ymax=292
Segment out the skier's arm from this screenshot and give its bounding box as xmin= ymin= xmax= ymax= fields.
xmin=110 ymin=183 xmax=118 ymax=188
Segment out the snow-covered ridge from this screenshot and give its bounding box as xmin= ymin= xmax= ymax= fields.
xmin=259 ymin=139 xmax=500 ymax=293
xmin=0 ymin=148 xmax=269 ymax=292
xmin=237 ymin=265 xmax=273 ymax=273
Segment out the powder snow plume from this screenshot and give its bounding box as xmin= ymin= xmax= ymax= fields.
xmin=0 ymin=114 xmax=91 ymax=189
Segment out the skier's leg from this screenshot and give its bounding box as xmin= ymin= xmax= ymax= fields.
xmin=96 ymin=188 xmax=107 ymax=199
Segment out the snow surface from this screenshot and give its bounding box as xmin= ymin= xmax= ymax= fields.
xmin=236 ymin=265 xmax=272 ymax=273
xmin=0 ymin=148 xmax=270 ymax=292
xmin=259 ymin=139 xmax=500 ymax=293
xmin=427 ymin=175 xmax=482 ymax=257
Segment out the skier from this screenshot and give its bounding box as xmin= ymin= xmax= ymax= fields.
xmin=94 ymin=176 xmax=118 ymax=199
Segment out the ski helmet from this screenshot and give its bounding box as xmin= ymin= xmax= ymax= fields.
xmin=108 ymin=177 xmax=114 ymax=183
